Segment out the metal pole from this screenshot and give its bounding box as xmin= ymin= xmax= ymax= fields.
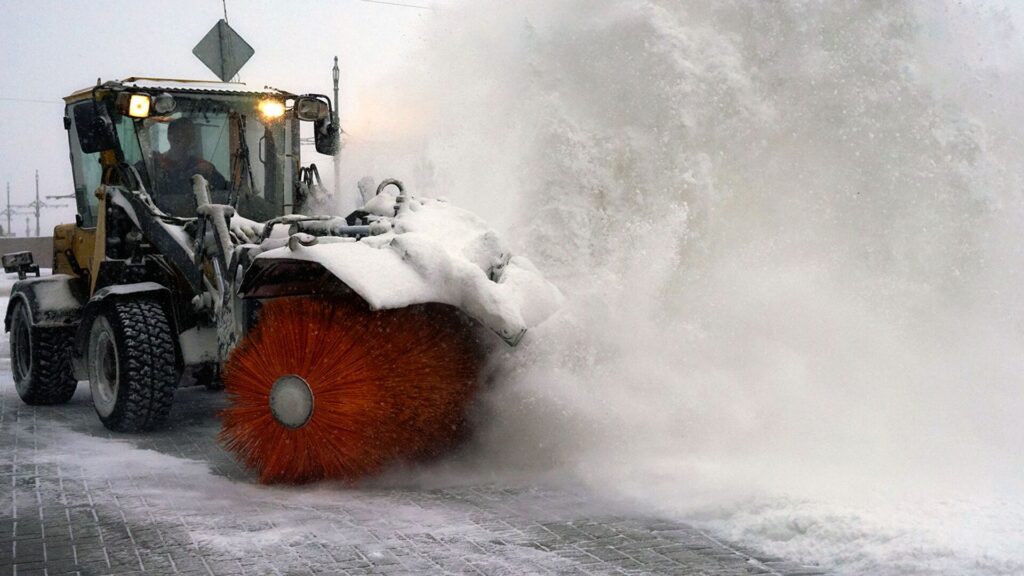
xmin=34 ymin=170 xmax=40 ymax=237
xmin=333 ymin=56 xmax=341 ymax=197
xmin=24 ymin=217 xmax=29 ymax=238
xmin=5 ymin=182 xmax=10 ymax=237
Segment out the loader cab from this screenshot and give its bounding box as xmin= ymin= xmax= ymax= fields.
xmin=64 ymin=78 xmax=334 ymax=224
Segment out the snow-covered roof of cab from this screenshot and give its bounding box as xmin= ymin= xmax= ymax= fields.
xmin=63 ymin=77 xmax=294 ymax=104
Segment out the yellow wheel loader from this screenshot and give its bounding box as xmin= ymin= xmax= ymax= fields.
xmin=3 ymin=78 xmax=560 ymax=480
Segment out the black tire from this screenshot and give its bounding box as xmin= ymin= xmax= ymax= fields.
xmin=87 ymin=299 xmax=181 ymax=432
xmin=10 ymin=300 xmax=78 ymax=405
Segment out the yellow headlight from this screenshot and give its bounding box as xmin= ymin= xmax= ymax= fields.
xmin=128 ymin=94 xmax=151 ymax=118
xmin=259 ymin=100 xmax=285 ymax=120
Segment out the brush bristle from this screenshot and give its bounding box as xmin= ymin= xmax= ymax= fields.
xmin=219 ymin=296 xmax=481 ymax=484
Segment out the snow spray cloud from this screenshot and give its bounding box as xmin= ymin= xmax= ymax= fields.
xmin=339 ymin=0 xmax=1024 ymax=570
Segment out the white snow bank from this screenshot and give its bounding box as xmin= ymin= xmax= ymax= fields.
xmin=256 ymin=192 xmax=563 ymax=343
xmin=695 ymin=493 xmax=1024 ymax=576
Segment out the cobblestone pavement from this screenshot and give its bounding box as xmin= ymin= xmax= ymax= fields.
xmin=0 ymin=368 xmax=828 ymax=576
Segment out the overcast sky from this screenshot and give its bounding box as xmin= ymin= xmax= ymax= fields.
xmin=0 ymin=0 xmax=440 ymax=235
xmin=3 ymin=0 xmax=1021 ymax=236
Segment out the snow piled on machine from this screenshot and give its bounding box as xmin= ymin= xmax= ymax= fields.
xmin=256 ymin=188 xmax=563 ymax=344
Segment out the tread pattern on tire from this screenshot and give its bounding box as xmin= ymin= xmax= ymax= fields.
xmin=98 ymin=299 xmax=180 ymax=432
xmin=12 ymin=301 xmax=78 ymax=405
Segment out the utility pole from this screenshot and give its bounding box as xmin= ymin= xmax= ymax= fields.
xmin=2 ymin=183 xmax=33 ymax=237
xmin=25 ymin=170 xmax=68 ymax=237
xmin=34 ymin=170 xmax=40 ymax=237
xmin=333 ymin=56 xmax=341 ymax=197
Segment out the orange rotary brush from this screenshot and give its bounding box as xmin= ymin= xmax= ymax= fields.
xmin=220 ymin=296 xmax=481 ymax=484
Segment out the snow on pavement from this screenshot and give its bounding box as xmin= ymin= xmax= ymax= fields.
xmin=696 ymin=495 xmax=1024 ymax=576
xmin=0 ymin=361 xmax=822 ymax=575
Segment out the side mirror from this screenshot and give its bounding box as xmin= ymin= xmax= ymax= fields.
xmin=295 ymin=94 xmax=339 ymax=156
xmin=294 ymin=96 xmax=330 ymax=121
xmin=314 ymin=117 xmax=340 ymax=156
xmin=73 ymin=102 xmax=117 ymax=154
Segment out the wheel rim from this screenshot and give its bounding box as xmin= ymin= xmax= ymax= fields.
xmin=11 ymin=305 xmax=32 ymax=394
xmin=89 ymin=318 xmax=119 ymax=418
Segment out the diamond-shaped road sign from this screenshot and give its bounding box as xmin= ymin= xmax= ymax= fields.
xmin=192 ymin=19 xmax=254 ymax=82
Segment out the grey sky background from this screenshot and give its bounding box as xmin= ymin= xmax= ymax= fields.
xmin=3 ymin=0 xmax=1022 ymax=237
xmin=0 ymin=0 xmax=439 ymax=235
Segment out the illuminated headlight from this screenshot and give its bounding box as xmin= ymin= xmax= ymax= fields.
xmin=259 ymin=100 xmax=285 ymax=120
xmin=127 ymin=93 xmax=151 ymax=118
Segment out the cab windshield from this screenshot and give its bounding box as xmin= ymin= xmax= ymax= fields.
xmin=131 ymin=95 xmax=291 ymax=222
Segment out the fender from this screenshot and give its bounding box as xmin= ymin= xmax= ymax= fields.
xmin=4 ymin=274 xmax=88 ymax=332
xmin=71 ymin=282 xmax=180 ymax=380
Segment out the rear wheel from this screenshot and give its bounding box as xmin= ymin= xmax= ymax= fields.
xmin=88 ymin=299 xmax=180 ymax=432
xmin=10 ymin=300 xmax=78 ymax=405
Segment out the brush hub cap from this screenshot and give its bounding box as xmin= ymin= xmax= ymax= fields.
xmin=269 ymin=375 xmax=314 ymax=429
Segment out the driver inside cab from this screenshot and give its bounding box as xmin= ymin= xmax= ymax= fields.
xmin=149 ymin=117 xmax=227 ymax=215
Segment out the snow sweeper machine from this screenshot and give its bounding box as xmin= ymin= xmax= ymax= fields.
xmin=4 ymin=77 xmax=560 ymax=483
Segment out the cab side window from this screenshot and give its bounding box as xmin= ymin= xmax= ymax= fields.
xmin=68 ymin=103 xmax=102 ymax=228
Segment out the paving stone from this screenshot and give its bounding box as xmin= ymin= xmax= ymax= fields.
xmin=0 ymin=377 xmax=828 ymax=575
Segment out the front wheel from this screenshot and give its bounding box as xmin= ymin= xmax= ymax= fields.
xmin=88 ymin=299 xmax=181 ymax=432
xmin=10 ymin=300 xmax=78 ymax=405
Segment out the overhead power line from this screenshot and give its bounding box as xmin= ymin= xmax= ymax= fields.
xmin=360 ymin=0 xmax=433 ymax=10
xmin=0 ymin=96 xmax=61 ymax=104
